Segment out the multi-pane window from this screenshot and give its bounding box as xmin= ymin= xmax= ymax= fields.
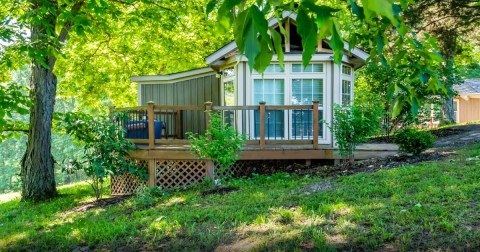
xmin=253 ymin=79 xmax=284 ymax=105
xmin=292 ymin=79 xmax=323 ymax=105
xmin=292 ymin=63 xmax=324 ymax=73
xmin=291 ymin=79 xmax=324 ymax=138
xmin=254 ymin=64 xmax=284 ymax=74
xmin=342 ymin=65 xmax=352 ymax=75
xmin=254 ymin=79 xmax=284 ymax=138
xmin=342 ymin=80 xmax=352 ymax=106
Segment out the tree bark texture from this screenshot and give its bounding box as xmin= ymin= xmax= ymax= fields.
xmin=21 ymin=0 xmax=58 ymax=201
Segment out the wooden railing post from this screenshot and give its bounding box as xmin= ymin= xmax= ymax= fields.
xmin=259 ymin=101 xmax=266 ymax=149
xmin=147 ymin=101 xmax=155 ymax=149
xmin=204 ymin=101 xmax=213 ymax=131
xmin=312 ymin=100 xmax=319 ymax=150
xmin=175 ymin=110 xmax=182 ymax=139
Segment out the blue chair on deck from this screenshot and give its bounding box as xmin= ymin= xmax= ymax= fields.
xmin=125 ymin=120 xmax=163 ymax=139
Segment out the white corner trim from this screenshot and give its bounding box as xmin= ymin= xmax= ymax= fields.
xmin=137 ymin=83 xmax=142 ymax=106
xmin=130 ymin=67 xmax=215 ymax=84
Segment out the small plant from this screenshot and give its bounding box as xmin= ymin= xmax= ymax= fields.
xmin=187 ymin=112 xmax=245 ymax=184
xmin=60 ymin=112 xmax=146 ymax=200
xmin=330 ymin=103 xmax=382 ymax=162
xmin=393 ymin=127 xmax=435 ymax=156
xmin=130 ymin=186 xmax=166 ymax=209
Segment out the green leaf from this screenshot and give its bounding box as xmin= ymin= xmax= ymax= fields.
xmin=250 ymin=5 xmax=271 ymax=48
xmin=361 ymin=0 xmax=398 ymax=26
xmin=349 ymin=0 xmax=365 ymax=20
xmin=296 ymin=7 xmax=318 ymax=67
xmin=254 ymin=37 xmax=274 ymax=73
xmin=270 ymin=27 xmax=284 ymax=67
xmin=206 ymin=0 xmax=219 ymax=15
xmin=410 ymin=96 xmax=419 ymax=115
xmin=234 ymin=9 xmax=260 ymax=71
xmin=392 ymin=98 xmax=404 ymax=118
xmin=217 ymin=0 xmax=242 ymax=32
xmin=377 ymin=34 xmax=385 ymax=54
xmin=329 ymin=22 xmax=344 ymax=64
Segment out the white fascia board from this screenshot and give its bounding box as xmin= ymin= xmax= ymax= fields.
xmin=235 ymin=53 xmax=350 ymax=63
xmin=130 ymin=67 xmax=215 ymax=84
xmin=459 ymin=94 xmax=480 ymax=100
xmin=205 ymin=42 xmax=237 ymax=65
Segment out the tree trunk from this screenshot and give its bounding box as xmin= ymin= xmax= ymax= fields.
xmin=442 ymin=97 xmax=455 ymax=123
xmin=20 ymin=0 xmax=58 ymax=201
xmin=21 ymin=62 xmax=58 ymax=201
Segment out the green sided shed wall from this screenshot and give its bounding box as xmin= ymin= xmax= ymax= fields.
xmin=137 ymin=73 xmax=221 ymax=138
xmin=139 ymin=73 xmax=221 ymax=106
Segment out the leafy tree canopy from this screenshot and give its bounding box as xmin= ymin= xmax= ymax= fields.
xmin=207 ymin=0 xmax=447 ymax=116
xmin=1 ymin=0 xmax=232 ymax=110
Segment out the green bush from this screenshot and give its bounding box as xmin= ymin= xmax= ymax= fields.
xmin=330 ymin=103 xmax=382 ymax=161
xmin=60 ymin=112 xmax=146 ymax=200
xmin=393 ymin=127 xmax=435 ymax=156
xmin=187 ymin=112 xmax=245 ymax=182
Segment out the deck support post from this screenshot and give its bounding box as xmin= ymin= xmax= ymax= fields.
xmin=205 ymin=159 xmax=215 ymax=182
xmin=147 ymin=101 xmax=155 ymax=149
xmin=259 ymin=101 xmax=266 ymax=149
xmin=205 ymin=101 xmax=213 ymax=131
xmin=313 ymin=100 xmax=319 ymax=150
xmin=147 ymin=160 xmax=156 ymax=187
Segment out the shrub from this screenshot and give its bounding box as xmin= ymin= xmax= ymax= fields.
xmin=393 ymin=127 xmax=435 ymax=156
xmin=330 ymin=103 xmax=382 ymax=162
xmin=60 ymin=112 xmax=146 ymax=200
xmin=187 ymin=112 xmax=245 ymax=183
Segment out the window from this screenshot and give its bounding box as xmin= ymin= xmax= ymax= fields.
xmin=254 ymin=79 xmax=285 ymax=138
xmin=342 ymin=65 xmax=352 ymax=75
xmin=253 ymin=79 xmax=284 ymax=105
xmin=342 ymin=80 xmax=352 ymax=106
xmin=254 ymin=64 xmax=284 ymax=74
xmin=292 ymin=63 xmax=324 ymax=73
xmin=292 ymin=79 xmax=323 ymax=105
xmin=291 ymin=79 xmax=324 ymax=138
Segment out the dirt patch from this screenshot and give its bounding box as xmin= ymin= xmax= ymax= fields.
xmin=301 ymin=181 xmax=334 ymax=195
xmin=201 ymin=186 xmax=240 ymax=197
xmin=215 ymin=238 xmax=261 ymax=252
xmin=61 ymin=195 xmax=131 ymax=218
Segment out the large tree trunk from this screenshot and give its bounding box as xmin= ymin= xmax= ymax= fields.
xmin=20 ymin=0 xmax=58 ymax=201
xmin=442 ymin=97 xmax=455 ymax=123
xmin=21 ymin=63 xmax=58 ymax=201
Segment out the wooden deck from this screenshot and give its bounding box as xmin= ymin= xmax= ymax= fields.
xmin=130 ymin=143 xmax=398 ymax=161
xmin=113 ymin=102 xmax=399 ymax=162
xmin=111 ymin=102 xmax=399 ymax=194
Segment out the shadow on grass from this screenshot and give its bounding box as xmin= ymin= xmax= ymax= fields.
xmin=1 ymin=148 xmax=480 ymax=251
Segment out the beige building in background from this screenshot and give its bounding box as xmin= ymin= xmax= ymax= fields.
xmin=454 ymin=79 xmax=480 ymax=123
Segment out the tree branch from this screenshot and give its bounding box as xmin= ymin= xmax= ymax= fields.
xmin=3 ymin=128 xmax=29 ymax=133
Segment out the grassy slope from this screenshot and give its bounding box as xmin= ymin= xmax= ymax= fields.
xmin=1 ymin=145 xmax=480 ymax=251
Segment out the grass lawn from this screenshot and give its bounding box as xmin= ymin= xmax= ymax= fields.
xmin=1 ymin=145 xmax=480 ymax=251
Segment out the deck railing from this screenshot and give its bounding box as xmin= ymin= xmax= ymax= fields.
xmin=112 ymin=101 xmax=322 ymax=150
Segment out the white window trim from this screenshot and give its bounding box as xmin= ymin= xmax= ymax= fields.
xmin=247 ymin=62 xmax=330 ymax=142
xmin=340 ymin=65 xmax=354 ymax=106
xmin=454 ymin=99 xmax=460 ymax=123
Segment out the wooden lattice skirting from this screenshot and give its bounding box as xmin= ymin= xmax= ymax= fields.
xmin=111 ymin=172 xmax=147 ymax=195
xmin=111 ymin=159 xmax=316 ymax=194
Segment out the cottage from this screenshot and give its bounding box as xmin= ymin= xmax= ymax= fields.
xmin=454 ymin=79 xmax=480 ymax=123
xmin=111 ymin=12 xmax=397 ymax=194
